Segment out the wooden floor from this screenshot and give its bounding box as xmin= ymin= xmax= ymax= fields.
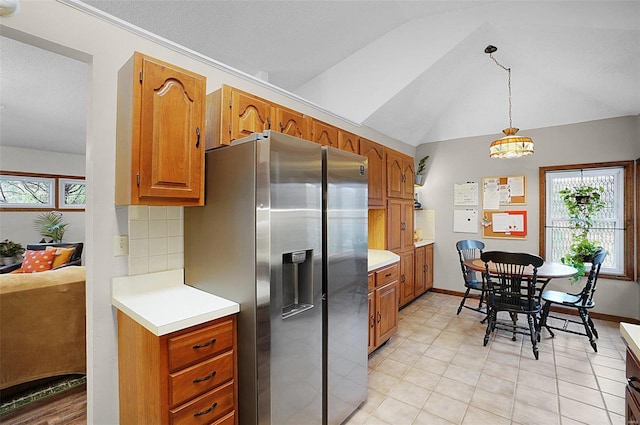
xmin=0 ymin=384 xmax=86 ymax=425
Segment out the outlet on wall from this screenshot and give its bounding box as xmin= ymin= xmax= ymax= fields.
xmin=113 ymin=235 xmax=129 ymax=256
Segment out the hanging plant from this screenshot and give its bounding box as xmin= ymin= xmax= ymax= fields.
xmin=559 ymin=184 xmax=605 ymax=283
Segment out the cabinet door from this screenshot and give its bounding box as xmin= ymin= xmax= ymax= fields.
xmin=310 ymin=119 xmax=338 ymax=147
xmin=276 ymin=106 xmax=308 ymax=140
xmin=230 ymin=90 xmax=273 ymax=142
xmin=386 ymin=199 xmax=402 ymax=252
xmin=375 ymin=281 xmax=398 ymax=345
xmin=338 ymin=130 xmax=359 ymax=154
xmin=425 ymin=244 xmax=434 ymax=290
xmin=401 ymin=157 xmax=415 ymax=200
xmin=414 ymin=246 xmax=426 ymax=296
xmin=401 ymin=200 xmax=414 ymax=251
xmin=368 ymin=291 xmax=376 ymax=354
xmin=359 ymin=138 xmax=386 ymax=208
xmin=137 ymin=53 xmax=205 ymax=205
xmin=386 ymin=150 xmax=403 ymax=199
xmin=399 ymin=251 xmax=415 ymax=306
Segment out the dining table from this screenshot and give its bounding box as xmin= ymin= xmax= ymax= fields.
xmin=463 ymin=257 xmax=578 ymax=302
xmin=463 ymin=258 xmax=578 ymax=281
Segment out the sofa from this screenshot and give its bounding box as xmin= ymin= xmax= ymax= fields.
xmin=0 ymin=265 xmax=86 ymax=390
xmin=1 ymin=242 xmax=83 ymax=274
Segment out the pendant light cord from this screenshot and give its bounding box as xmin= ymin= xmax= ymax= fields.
xmin=489 ymin=52 xmax=512 ymax=129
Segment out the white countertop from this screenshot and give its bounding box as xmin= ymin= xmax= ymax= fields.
xmin=415 ymin=239 xmax=435 ymax=248
xmin=368 ymin=249 xmax=400 ymax=271
xmin=621 ymin=322 xmax=640 ymax=360
xmin=112 ymin=269 xmax=239 ymax=336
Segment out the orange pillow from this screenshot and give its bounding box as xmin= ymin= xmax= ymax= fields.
xmin=46 ymin=246 xmax=75 ymax=268
xmin=20 ymin=250 xmax=55 ymax=273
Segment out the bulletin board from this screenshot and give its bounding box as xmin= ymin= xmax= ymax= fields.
xmin=481 ymin=210 xmax=527 ymax=239
xmin=482 ymin=175 xmax=526 ymax=208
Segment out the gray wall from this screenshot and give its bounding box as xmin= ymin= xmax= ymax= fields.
xmin=415 ymin=115 xmax=640 ymax=321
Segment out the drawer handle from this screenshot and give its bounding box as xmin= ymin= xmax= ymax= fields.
xmin=193 ymin=402 xmax=218 ymax=417
xmin=193 ymin=338 xmax=217 ymax=349
xmin=384 ymin=273 xmax=392 ymax=277
xmin=630 ymin=376 xmax=640 ymax=393
xmin=193 ymin=370 xmax=217 ymax=383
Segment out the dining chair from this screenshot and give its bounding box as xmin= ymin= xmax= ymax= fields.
xmin=538 ymin=248 xmax=607 ymax=352
xmin=455 ymin=240 xmax=487 ymax=317
xmin=481 ymin=250 xmax=544 ymax=360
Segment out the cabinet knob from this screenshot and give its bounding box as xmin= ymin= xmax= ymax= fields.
xmin=195 ymin=127 xmax=201 ymax=148
xmin=377 ymin=312 xmax=381 ymax=323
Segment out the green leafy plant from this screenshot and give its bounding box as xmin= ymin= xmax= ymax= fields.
xmin=0 ymin=239 xmax=25 ymax=258
xmin=559 ymin=185 xmax=605 ymax=283
xmin=33 ymin=212 xmax=69 ymax=243
xmin=416 ymin=155 xmax=430 ymax=175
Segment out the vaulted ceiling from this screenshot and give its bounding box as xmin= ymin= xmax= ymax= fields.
xmin=2 ymin=1 xmax=639 ymax=156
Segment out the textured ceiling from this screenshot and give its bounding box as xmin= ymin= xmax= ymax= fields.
xmin=1 ymin=1 xmax=639 ymax=156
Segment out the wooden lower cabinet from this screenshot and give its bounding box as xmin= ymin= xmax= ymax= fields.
xmin=414 ymin=244 xmax=434 ymax=295
xmin=368 ymin=263 xmax=399 ymax=353
xmin=626 ymin=347 xmax=640 ymax=424
xmin=398 ymin=250 xmax=415 ymax=307
xmin=117 ymin=311 xmax=238 ymax=425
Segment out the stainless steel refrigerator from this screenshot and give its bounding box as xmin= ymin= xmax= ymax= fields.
xmin=184 ymin=131 xmax=368 ymax=425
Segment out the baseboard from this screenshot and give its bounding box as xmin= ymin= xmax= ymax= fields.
xmin=429 ymin=288 xmax=640 ymax=325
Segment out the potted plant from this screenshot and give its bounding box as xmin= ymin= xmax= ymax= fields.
xmin=414 ymin=155 xmax=429 ymax=186
xmin=559 ymin=184 xmax=605 ymax=282
xmin=33 ymin=211 xmax=69 ymax=243
xmin=0 ymin=239 xmax=25 ymax=265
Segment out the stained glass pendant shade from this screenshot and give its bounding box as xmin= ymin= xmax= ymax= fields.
xmin=485 ymin=45 xmax=534 ymax=159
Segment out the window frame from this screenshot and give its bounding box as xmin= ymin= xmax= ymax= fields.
xmin=539 ymin=160 xmax=634 ymax=282
xmin=0 ymin=171 xmax=85 ymax=211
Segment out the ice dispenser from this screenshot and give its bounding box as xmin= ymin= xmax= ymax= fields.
xmin=282 ymin=249 xmax=314 ymax=319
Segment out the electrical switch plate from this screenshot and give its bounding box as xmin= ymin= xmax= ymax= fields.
xmin=113 ymin=235 xmax=129 ymax=256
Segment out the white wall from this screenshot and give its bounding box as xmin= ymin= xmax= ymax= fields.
xmin=0 ymin=146 xmax=85 ymax=248
xmin=415 ymin=115 xmax=640 ymax=322
xmin=0 ymin=2 xmax=412 ymax=422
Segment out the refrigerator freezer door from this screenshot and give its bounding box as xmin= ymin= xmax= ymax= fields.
xmin=323 ymin=147 xmax=369 ymax=425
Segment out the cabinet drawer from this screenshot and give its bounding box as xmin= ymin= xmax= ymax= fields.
xmin=212 ymin=411 xmax=235 ymax=425
xmin=375 ymin=264 xmax=398 ymax=287
xmin=169 ymin=319 xmax=234 ymax=371
xmin=170 ymin=350 xmax=235 ymax=407
xmin=170 ymin=380 xmax=234 ymax=425
xmin=368 ymin=272 xmax=375 ymax=292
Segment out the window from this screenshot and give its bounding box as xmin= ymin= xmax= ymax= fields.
xmin=540 ymin=161 xmax=634 ymax=281
xmin=0 ymin=171 xmax=85 ymax=211
xmin=58 ymin=178 xmax=86 ymax=209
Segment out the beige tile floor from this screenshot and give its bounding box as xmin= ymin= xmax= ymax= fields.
xmin=346 ymin=292 xmax=628 ymax=425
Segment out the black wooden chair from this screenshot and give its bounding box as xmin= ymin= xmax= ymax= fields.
xmin=455 ymin=240 xmax=487 ymax=317
xmin=538 ymin=248 xmax=607 ymax=352
xmin=481 ymin=251 xmax=544 ymax=360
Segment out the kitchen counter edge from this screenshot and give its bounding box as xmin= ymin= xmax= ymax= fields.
xmin=112 ymin=269 xmax=239 ymax=336
xmin=368 ymin=249 xmax=400 ymax=272
xmin=620 ymin=322 xmax=640 ymax=360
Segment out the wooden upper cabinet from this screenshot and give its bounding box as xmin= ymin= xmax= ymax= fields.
xmin=359 ymin=138 xmax=386 ymax=208
xmin=275 ymin=106 xmax=309 ymax=140
xmin=401 ymin=157 xmax=415 ymax=200
xmin=386 ymin=150 xmax=404 ymax=199
xmin=116 ymin=52 xmax=206 ymax=206
xmin=386 ymin=149 xmax=415 ymax=200
xmin=338 ymin=130 xmax=359 ymax=154
xmin=206 ymin=85 xmax=273 ymax=149
xmin=310 ymin=119 xmax=338 ymax=147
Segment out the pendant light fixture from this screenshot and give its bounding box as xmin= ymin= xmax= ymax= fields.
xmin=485 ymin=45 xmax=534 ymax=159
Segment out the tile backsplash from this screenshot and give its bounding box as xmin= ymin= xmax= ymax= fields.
xmin=128 ymin=205 xmax=184 ymax=275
